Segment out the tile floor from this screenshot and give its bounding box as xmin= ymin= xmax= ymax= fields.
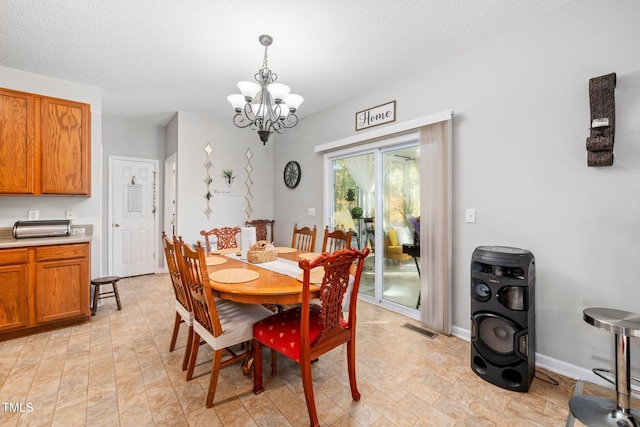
xmin=0 ymin=273 xmax=629 ymax=426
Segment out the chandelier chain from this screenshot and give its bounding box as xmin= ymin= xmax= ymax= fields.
xmin=263 ymin=45 xmax=269 ymax=71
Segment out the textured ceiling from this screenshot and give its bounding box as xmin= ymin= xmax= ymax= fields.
xmin=1 ymin=0 xmax=572 ymax=125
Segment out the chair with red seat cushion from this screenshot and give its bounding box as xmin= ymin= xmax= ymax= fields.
xmin=252 ymin=247 xmax=369 ymax=427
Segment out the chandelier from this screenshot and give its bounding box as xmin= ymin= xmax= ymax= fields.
xmin=227 ymin=35 xmax=304 ymax=144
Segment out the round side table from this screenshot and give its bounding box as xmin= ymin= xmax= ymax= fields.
xmin=569 ymin=307 xmax=640 ymax=427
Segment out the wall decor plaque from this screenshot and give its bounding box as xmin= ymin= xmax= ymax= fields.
xmin=355 ymin=101 xmax=396 ymax=131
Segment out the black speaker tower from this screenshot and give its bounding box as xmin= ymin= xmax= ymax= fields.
xmin=470 ymin=246 xmax=535 ymax=392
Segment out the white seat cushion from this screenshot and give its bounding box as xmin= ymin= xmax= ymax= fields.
xmin=193 ymin=301 xmax=274 ymax=350
xmin=175 ymin=300 xmax=192 ymax=325
xmin=175 ymin=296 xmax=231 ymax=326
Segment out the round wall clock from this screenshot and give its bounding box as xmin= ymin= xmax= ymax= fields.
xmin=283 ymin=160 xmax=301 ymax=189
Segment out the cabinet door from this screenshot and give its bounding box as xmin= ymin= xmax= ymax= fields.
xmin=34 ymin=244 xmax=90 ymax=324
xmin=0 ymin=88 xmax=35 ymax=194
xmin=0 ymin=249 xmax=29 ymax=332
xmin=40 ymin=97 xmax=91 ymax=195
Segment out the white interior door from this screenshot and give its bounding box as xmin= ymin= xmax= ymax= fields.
xmin=110 ymin=156 xmax=158 ymax=277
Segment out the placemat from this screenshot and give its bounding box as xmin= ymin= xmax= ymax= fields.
xmin=209 ymin=268 xmax=259 ymax=284
xmin=298 ymin=252 xmax=322 ymax=261
xmin=275 ymin=246 xmax=297 ymax=254
xmin=296 ymin=267 xmax=325 ymax=284
xmin=213 ymin=248 xmax=241 ymax=255
xmin=205 ymin=255 xmax=227 ymax=266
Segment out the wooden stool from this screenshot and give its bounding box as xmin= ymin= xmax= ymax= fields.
xmin=91 ymin=276 xmax=122 ymax=316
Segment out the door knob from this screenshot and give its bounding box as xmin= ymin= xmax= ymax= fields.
xmin=114 ymin=223 xmax=120 ymax=227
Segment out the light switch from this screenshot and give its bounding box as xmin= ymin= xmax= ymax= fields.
xmin=28 ymin=209 xmax=39 ymax=220
xmin=307 ymin=208 xmax=316 ymax=216
xmin=466 ymin=209 xmax=476 ymax=223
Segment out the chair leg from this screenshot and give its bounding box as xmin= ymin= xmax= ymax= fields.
xmin=346 ymin=338 xmax=361 ymax=401
xmin=270 ymin=349 xmax=278 ymax=376
xmin=205 ymin=349 xmax=223 ymax=408
xmin=112 ymin=281 xmax=122 ymax=310
xmin=300 ymin=359 xmax=319 ymax=427
xmin=186 ymin=331 xmax=200 ymax=381
xmin=91 ymin=284 xmax=100 ymax=316
xmin=181 ymin=325 xmax=194 ymax=372
xmin=169 ymin=312 xmax=181 ymax=352
xmin=253 ymin=340 xmax=264 ymax=394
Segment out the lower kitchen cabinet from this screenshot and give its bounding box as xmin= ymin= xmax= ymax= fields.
xmin=0 ymin=242 xmax=90 ymax=340
xmin=0 ymin=249 xmax=29 ymax=333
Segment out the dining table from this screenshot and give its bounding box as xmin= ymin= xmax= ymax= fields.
xmin=205 ymin=247 xmax=322 ymax=305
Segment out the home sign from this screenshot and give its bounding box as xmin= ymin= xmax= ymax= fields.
xmin=355 ymin=101 xmax=396 ymax=131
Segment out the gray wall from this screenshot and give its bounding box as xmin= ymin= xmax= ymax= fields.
xmin=274 ymin=0 xmax=640 ymax=381
xmin=102 ymin=115 xmax=166 ymax=270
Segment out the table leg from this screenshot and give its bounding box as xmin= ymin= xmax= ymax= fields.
xmin=569 ymin=333 xmax=640 ymax=427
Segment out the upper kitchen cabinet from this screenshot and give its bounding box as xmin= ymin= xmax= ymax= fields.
xmin=0 ymin=88 xmax=91 ymax=196
xmin=0 ymin=88 xmax=35 ymax=194
xmin=40 ymin=96 xmax=91 ymax=195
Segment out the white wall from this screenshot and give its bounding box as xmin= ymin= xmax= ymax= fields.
xmin=274 ymin=0 xmax=640 ymax=381
xmin=173 ymin=112 xmax=274 ymax=246
xmin=0 ymin=66 xmax=103 ymax=277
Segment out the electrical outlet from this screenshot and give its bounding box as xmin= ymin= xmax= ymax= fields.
xmin=65 ymin=209 xmax=76 ymax=220
xmin=71 ymin=227 xmax=86 ymax=235
xmin=28 ymin=209 xmax=39 ymax=220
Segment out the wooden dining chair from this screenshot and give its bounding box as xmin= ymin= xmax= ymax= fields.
xmin=200 ymin=226 xmax=240 ymax=251
xmin=245 ymin=219 xmax=275 ymax=242
xmin=321 ymin=225 xmax=353 ymax=253
xmin=253 ymin=247 xmax=370 ymax=427
xmin=174 ymin=239 xmax=274 ymax=408
xmin=291 ymin=223 xmax=317 ymax=253
xmin=162 ymin=232 xmax=194 ymax=371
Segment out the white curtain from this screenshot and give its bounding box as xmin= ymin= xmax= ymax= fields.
xmin=344 ymin=155 xmax=375 ymax=213
xmin=419 ymin=120 xmax=451 ymax=334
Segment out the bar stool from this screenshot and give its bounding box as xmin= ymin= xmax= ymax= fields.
xmin=91 ymin=276 xmax=122 ymax=316
xmin=569 ymin=307 xmax=640 ymax=427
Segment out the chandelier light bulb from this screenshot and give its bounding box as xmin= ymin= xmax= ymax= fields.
xmin=250 ymin=103 xmax=264 ymax=117
xmin=237 ymin=81 xmax=260 ymax=100
xmin=227 ymin=94 xmax=245 ymax=111
xmin=267 ymin=83 xmax=290 ymax=102
xmin=284 ymin=94 xmax=304 ymax=111
xmin=273 ymin=103 xmax=289 ymax=118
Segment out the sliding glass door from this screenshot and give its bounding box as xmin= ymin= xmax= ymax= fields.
xmin=328 ymin=139 xmax=421 ymax=318
xmin=331 ymin=153 xmax=376 ymax=299
xmin=381 ymin=145 xmax=420 ymax=309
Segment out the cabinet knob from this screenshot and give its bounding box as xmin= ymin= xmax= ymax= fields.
xmin=114 ymin=223 xmax=120 ymax=227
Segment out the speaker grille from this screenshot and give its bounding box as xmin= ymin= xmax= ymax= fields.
xmin=479 ymin=316 xmax=515 ymax=354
